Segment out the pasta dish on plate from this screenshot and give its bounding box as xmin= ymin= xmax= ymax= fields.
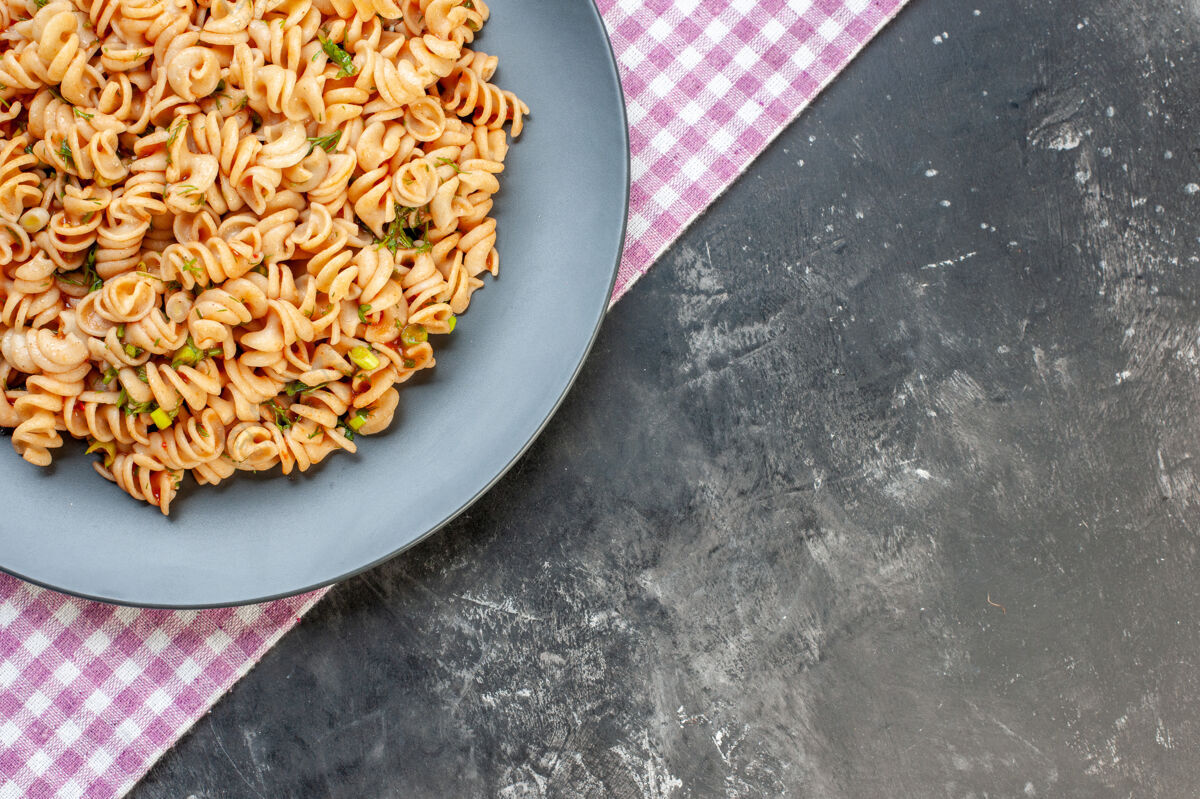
xmin=0 ymin=0 xmax=526 ymax=513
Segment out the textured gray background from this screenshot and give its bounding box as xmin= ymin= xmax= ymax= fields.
xmin=133 ymin=0 xmax=1200 ymax=795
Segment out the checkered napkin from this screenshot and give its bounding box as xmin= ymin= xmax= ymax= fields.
xmin=0 ymin=0 xmax=906 ymax=795
xmin=0 ymin=581 xmax=321 ymax=797
xmin=602 ymin=0 xmax=907 ymax=301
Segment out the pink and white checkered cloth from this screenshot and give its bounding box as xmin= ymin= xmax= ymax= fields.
xmin=0 ymin=586 xmax=321 ymax=797
xmin=0 ymin=0 xmax=906 ymax=795
xmin=604 ymin=0 xmax=906 ymax=301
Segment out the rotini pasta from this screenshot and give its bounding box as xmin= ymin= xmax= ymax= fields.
xmin=0 ymin=0 xmax=524 ymax=513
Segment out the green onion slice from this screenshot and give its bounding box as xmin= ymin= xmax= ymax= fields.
xmin=150 ymin=407 xmax=172 ymax=429
xmin=349 ymin=346 xmax=379 ymax=371
xmin=400 ymin=324 xmax=427 ymax=346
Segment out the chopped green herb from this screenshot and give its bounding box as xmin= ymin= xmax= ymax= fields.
xmin=307 ymin=428 xmax=322 ymax=439
xmin=136 ymin=365 xmax=148 ymax=382
xmin=73 ymin=107 xmax=93 ymax=119
xmin=85 ymin=439 xmax=115 ymax=468
xmin=179 ymin=256 xmax=203 ymax=277
xmin=347 ymin=409 xmax=368 ymax=431
xmin=165 ymin=120 xmax=185 ymax=147
xmin=349 ymin=346 xmax=379 ymax=371
xmin=435 ymin=156 xmax=464 ymax=174
xmin=305 ymin=129 xmax=342 ymax=155
xmin=400 ymin=324 xmax=427 ymax=346
xmin=149 ymin=407 xmax=172 ymax=429
xmin=57 ymin=139 xmax=74 ymax=170
xmin=124 ymin=343 xmax=143 ymax=358
xmin=164 ymin=120 xmax=186 ymax=164
xmin=318 ymin=34 xmax=357 ymax=78
xmin=402 ymin=358 xmax=416 ymax=369
xmin=57 ymin=245 xmax=101 ymax=291
xmin=171 ymin=336 xmax=222 ymax=368
xmin=84 ymin=246 xmax=100 ymax=290
xmin=115 ymin=324 xmax=125 ymax=338
xmin=33 ymin=0 xmax=47 ymax=8
xmin=198 ymin=427 xmax=209 ymax=437
xmin=118 ymin=389 xmax=155 ymax=416
xmin=357 ymin=304 xmax=371 ymax=324
xmin=285 ymin=380 xmax=326 ymax=397
xmin=376 ymin=216 xmax=427 ymax=254
xmin=101 ymin=366 xmax=117 ymax=384
xmin=263 ymin=399 xmax=292 ymax=432
xmin=82 ymin=210 xmax=95 ymax=223
xmin=214 ymin=79 xmax=225 ymax=93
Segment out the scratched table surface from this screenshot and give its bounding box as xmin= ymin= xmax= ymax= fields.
xmin=132 ymin=0 xmax=1200 ymax=795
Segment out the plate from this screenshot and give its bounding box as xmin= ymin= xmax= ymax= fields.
xmin=0 ymin=0 xmax=629 ymax=607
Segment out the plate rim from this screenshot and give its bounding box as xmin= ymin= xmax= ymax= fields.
xmin=0 ymin=0 xmax=629 ymax=609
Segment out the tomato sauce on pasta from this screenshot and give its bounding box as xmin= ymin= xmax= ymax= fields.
xmin=0 ymin=0 xmax=526 ymax=513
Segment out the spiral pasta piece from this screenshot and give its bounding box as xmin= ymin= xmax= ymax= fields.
xmin=135 ymin=407 xmax=226 ymax=470
xmin=0 ymin=136 xmax=43 ymax=220
xmin=101 ymin=451 xmax=181 ymax=514
xmin=440 ymin=63 xmax=528 ymax=136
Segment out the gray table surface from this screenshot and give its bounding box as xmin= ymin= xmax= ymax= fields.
xmin=132 ymin=0 xmax=1200 ymax=795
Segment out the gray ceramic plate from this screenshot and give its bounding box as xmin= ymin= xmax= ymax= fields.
xmin=0 ymin=0 xmax=628 ymax=607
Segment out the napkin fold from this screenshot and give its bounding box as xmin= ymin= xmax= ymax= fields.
xmin=602 ymin=0 xmax=908 ymax=301
xmin=0 ymin=0 xmax=908 ymax=795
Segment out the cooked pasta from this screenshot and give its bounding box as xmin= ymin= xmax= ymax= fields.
xmin=0 ymin=0 xmax=526 ymax=513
